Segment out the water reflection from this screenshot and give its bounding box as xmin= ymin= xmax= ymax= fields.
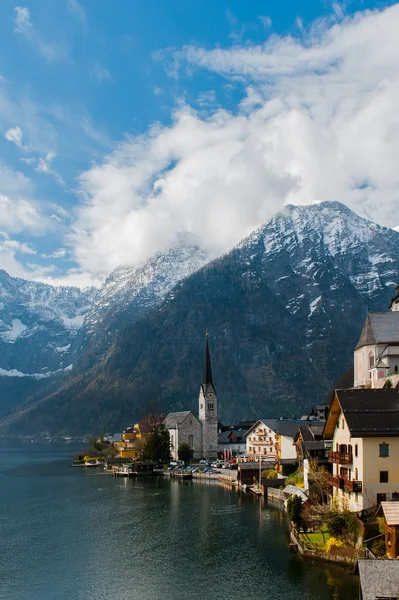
xmin=0 ymin=445 xmax=359 ymax=600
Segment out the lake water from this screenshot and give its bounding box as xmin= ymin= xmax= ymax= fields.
xmin=0 ymin=444 xmax=358 ymax=600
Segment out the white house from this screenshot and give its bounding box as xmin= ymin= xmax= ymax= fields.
xmin=243 ymin=418 xmax=325 ymax=462
xmin=354 ymin=301 xmax=399 ymax=389
xmin=323 ymin=388 xmax=399 ymax=512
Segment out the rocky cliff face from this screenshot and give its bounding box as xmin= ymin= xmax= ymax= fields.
xmin=2 ymin=201 xmax=399 ymax=435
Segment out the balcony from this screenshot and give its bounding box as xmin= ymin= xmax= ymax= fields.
xmin=327 ymin=474 xmax=362 ymax=493
xmin=328 ymin=451 xmax=353 ymax=465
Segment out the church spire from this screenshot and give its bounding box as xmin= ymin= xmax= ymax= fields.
xmin=202 ymin=333 xmax=214 ymax=386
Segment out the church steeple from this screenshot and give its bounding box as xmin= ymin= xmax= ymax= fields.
xmin=202 ymin=334 xmax=214 ymax=388
xmin=198 ymin=332 xmax=218 ymax=459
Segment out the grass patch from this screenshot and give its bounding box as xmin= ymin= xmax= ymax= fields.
xmin=300 ymin=530 xmax=331 ymax=546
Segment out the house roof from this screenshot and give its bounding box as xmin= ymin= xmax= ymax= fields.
xmin=244 ymin=418 xmax=325 ymax=439
xmin=163 ymin=411 xmax=196 ymax=429
xmin=323 ymin=389 xmax=399 ymax=438
xmin=283 ymin=485 xmax=308 ymax=503
xmin=357 ymin=559 xmax=399 ymax=600
xmin=380 ymin=345 xmax=399 ymax=357
xmin=218 ymin=429 xmax=246 ymax=444
xmin=381 ymin=501 xmax=399 ymax=526
xmin=355 ymin=312 xmax=399 ymax=350
xmin=113 ymin=433 xmax=122 ymax=442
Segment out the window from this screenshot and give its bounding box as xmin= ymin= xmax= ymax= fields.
xmin=342 ymin=419 xmax=345 ymax=429
xmin=337 ymin=420 xmax=340 ymax=429
xmin=379 ymin=443 xmax=389 ymax=457
xmin=369 ymin=352 xmax=375 ymax=369
xmin=355 ymin=468 xmax=358 ymax=480
xmin=380 ymin=471 xmax=389 ymax=483
xmin=355 ymin=444 xmax=358 ymax=457
xmin=200 ymin=404 xmax=203 ymax=410
xmin=188 ymin=435 xmax=193 ymax=449
xmin=207 ymin=402 xmax=214 ymax=410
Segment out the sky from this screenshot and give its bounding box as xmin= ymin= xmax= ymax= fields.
xmin=0 ymin=0 xmax=399 ymax=289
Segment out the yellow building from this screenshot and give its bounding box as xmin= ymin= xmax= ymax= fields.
xmin=117 ymin=421 xmax=151 ymax=459
xmin=324 ymin=389 xmax=399 ymax=512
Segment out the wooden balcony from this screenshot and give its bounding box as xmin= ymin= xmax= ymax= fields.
xmin=327 ymin=474 xmax=362 ymax=493
xmin=328 ymin=451 xmax=353 ymax=465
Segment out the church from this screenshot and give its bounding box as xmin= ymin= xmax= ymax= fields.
xmin=163 ymin=335 xmax=218 ymax=460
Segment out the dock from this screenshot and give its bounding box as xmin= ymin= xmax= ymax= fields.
xmin=113 ymin=466 xmax=137 ymax=478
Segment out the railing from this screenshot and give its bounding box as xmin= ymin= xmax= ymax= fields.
xmin=328 ymin=451 xmax=353 ymax=464
xmin=327 ymin=474 xmax=362 ymax=492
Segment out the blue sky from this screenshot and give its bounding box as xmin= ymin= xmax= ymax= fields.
xmin=0 ymin=0 xmax=398 ymax=287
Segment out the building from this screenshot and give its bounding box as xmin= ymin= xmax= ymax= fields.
xmin=323 ymin=388 xmax=399 ymax=512
xmin=379 ymin=501 xmax=399 ymax=559
xmin=293 ymin=425 xmax=332 ymax=491
xmin=163 ymin=411 xmax=202 ymax=460
xmin=357 ymin=559 xmax=399 ymax=600
xmin=198 ymin=336 xmax=218 ymax=460
xmin=117 ymin=421 xmax=150 ymax=459
xmin=218 ymin=427 xmax=247 ymax=459
xmin=164 ymin=335 xmax=219 ymax=460
xmin=244 ymin=418 xmax=325 ymax=466
xmin=354 ymin=298 xmax=399 ymax=389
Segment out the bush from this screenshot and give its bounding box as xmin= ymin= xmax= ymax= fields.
xmin=261 ymin=469 xmax=279 ymax=479
xmin=325 ymin=537 xmax=345 ymax=553
xmin=286 ymin=473 xmax=304 ymax=488
xmin=325 ymin=510 xmax=360 ymax=544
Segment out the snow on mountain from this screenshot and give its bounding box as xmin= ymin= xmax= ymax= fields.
xmin=78 ymin=233 xmax=210 ymax=362
xmin=240 ymin=201 xmax=399 ymax=299
xmin=0 ymin=269 xmax=96 ymax=377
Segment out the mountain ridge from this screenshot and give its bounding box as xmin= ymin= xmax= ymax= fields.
xmin=3 ymin=201 xmax=398 ymax=435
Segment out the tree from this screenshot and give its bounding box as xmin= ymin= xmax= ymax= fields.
xmin=178 ymin=442 xmax=193 ymax=463
xmin=307 ymin=458 xmax=329 ymax=504
xmin=287 ymin=495 xmax=303 ymax=531
xmin=141 ymin=423 xmax=171 ymax=463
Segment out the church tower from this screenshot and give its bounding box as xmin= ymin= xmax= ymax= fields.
xmin=198 ymin=334 xmax=218 ymax=460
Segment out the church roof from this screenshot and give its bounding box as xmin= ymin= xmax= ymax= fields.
xmin=355 ymin=312 xmax=399 ymax=350
xmin=201 ymin=335 xmax=216 ymax=395
xmin=163 ymin=411 xmax=197 ymax=429
xmin=202 ymin=337 xmax=214 ymax=385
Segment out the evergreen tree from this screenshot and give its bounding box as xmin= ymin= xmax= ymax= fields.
xmin=141 ymin=423 xmax=171 ymax=463
xmin=177 ymin=442 xmax=193 ymax=463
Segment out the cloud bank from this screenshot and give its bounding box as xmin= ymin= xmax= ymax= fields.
xmin=67 ymin=4 xmax=399 ymax=281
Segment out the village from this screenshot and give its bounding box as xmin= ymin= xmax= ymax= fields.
xmin=75 ymin=285 xmax=399 ymax=600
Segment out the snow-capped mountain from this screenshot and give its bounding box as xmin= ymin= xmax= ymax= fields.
xmin=0 ymin=270 xmax=96 ymax=377
xmin=77 ymin=233 xmax=210 ymax=365
xmin=3 ymin=201 xmax=399 ymax=434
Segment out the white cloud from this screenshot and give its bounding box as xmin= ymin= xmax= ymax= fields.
xmin=91 ymin=63 xmax=112 ymax=84
xmin=41 ymin=247 xmax=66 ymax=259
xmin=5 ymin=125 xmax=24 ymax=149
xmin=52 ymin=2 xmax=399 ymax=282
xmin=66 ymin=0 xmax=86 ymax=27
xmin=35 ymin=152 xmax=65 ymax=186
xmin=14 ymin=6 xmax=65 ymax=63
xmin=259 ymin=15 xmax=272 ymax=29
xmin=153 ymin=86 xmax=163 ymax=96
xmin=0 ymin=234 xmax=36 ymax=255
xmin=14 ymin=6 xmax=32 ymax=34
xmin=0 ymin=194 xmax=46 ymax=234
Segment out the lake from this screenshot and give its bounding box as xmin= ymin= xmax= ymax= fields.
xmin=0 ymin=444 xmax=358 ymax=600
